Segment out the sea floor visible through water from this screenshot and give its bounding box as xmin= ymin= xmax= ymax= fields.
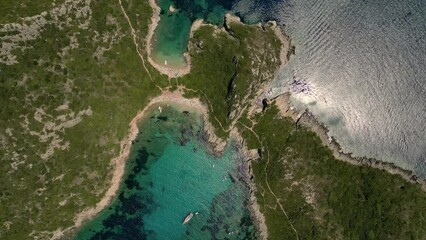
xmin=75 ymin=103 xmax=257 ymax=240
xmin=150 ymin=0 xmax=238 ymax=68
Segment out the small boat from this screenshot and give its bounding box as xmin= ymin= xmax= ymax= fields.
xmin=182 ymin=212 xmax=193 ymax=224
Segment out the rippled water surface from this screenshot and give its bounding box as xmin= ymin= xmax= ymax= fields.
xmin=233 ymin=0 xmax=426 ymax=175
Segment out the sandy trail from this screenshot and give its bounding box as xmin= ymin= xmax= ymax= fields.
xmin=145 ymin=0 xmax=195 ymax=78
xmin=67 ymin=3 xmax=292 ymax=239
xmin=118 ymin=0 xmax=153 ymax=83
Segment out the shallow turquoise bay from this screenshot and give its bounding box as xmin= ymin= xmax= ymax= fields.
xmin=151 ymin=0 xmax=236 ymax=67
xmin=75 ymin=103 xmax=257 ymax=239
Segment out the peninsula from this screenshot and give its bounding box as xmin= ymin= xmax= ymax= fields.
xmin=1 ymin=0 xmax=426 ymax=239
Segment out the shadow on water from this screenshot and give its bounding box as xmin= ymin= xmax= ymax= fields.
xmin=75 ymin=104 xmax=257 ymax=240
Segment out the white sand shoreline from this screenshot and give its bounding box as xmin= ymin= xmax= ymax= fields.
xmin=65 ymin=91 xmax=225 ymax=238
xmin=65 ymin=90 xmax=270 ymax=239
xmin=146 ymin=0 xmax=197 ymax=78
xmin=58 ymin=2 xmax=426 ymax=238
xmin=64 ymin=7 xmax=290 ymax=239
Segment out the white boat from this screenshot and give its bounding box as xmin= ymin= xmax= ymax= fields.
xmin=182 ymin=212 xmax=193 ymax=224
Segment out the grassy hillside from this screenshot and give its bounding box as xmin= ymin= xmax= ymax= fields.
xmin=1 ymin=0 xmax=426 ymax=239
xmin=241 ymin=106 xmax=426 ymax=239
xmin=181 ymin=22 xmax=281 ymax=139
xmin=0 ymin=0 xmax=65 ymax=23
xmin=0 ymin=0 xmax=167 ymax=238
xmin=180 ymin=19 xmax=426 ymax=240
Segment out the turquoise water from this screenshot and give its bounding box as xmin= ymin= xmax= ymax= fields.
xmin=151 ymin=0 xmax=236 ymax=67
xmin=75 ymin=103 xmax=257 ymax=239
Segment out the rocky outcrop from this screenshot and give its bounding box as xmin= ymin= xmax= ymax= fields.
xmin=273 ymin=93 xmax=426 ymax=191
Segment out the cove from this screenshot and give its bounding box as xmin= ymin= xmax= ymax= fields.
xmin=151 ymin=0 xmax=239 ymax=68
xmin=75 ymin=103 xmax=257 ymax=239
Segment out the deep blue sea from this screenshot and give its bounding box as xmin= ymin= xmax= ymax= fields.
xmin=153 ymin=0 xmax=426 ymax=176
xmin=232 ymin=0 xmax=426 ymax=176
xmin=78 ymin=0 xmax=426 ymax=238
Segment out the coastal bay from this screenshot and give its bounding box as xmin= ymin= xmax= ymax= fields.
xmin=146 ymin=0 xmax=238 ymax=77
xmin=144 ymin=5 xmax=426 ymax=238
xmin=75 ymin=2 xmax=426 ymax=239
xmin=75 ymin=100 xmax=256 ymax=239
xmin=1 ymin=0 xmax=426 ymax=239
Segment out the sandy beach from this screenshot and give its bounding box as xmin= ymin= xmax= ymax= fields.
xmin=67 ymin=8 xmax=289 ymax=239
xmin=145 ymin=0 xmax=201 ymax=78
xmin=69 ymin=3 xmax=424 ymax=239
xmin=65 ymin=89 xmax=272 ymax=239
xmin=146 ymin=1 xmax=280 ymax=79
xmin=70 ymin=91 xmax=227 ymax=232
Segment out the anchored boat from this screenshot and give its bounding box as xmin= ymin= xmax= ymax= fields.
xmin=182 ymin=212 xmax=193 ymax=224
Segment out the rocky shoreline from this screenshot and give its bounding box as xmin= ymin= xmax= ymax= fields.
xmin=63 ymin=91 xmax=226 ymax=238
xmin=70 ymin=4 xmax=426 ymax=239
xmin=264 ymin=19 xmax=426 ymax=193
xmin=233 ymin=132 xmax=269 ymax=240
xmin=66 ymin=8 xmax=290 ymax=239
xmin=198 ymin=127 xmax=269 ymax=240
xmin=272 ymin=93 xmax=426 ymax=192
xmin=146 ymin=0 xmax=198 ymax=78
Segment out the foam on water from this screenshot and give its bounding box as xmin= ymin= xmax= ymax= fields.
xmin=75 ymin=104 xmax=256 ymax=239
xmin=233 ymin=0 xmax=426 ymax=176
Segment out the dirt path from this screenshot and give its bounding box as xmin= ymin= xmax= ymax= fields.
xmin=264 ymin=142 xmax=300 ymax=240
xmin=118 ymin=0 xmax=159 ymax=88
xmin=239 ymin=121 xmax=300 ymax=239
xmin=71 ymin=90 xmax=220 ymax=232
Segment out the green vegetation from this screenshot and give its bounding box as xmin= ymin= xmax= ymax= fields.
xmin=180 ymin=22 xmax=281 ymax=138
xmin=2 ymin=0 xmax=426 ymax=239
xmin=0 ymin=0 xmax=64 ymax=23
xmin=0 ymin=0 xmax=167 ymax=238
xmin=240 ymin=106 xmax=426 ymax=239
xmin=177 ymin=18 xmax=426 ymax=240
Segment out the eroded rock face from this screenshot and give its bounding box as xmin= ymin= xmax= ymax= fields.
xmin=201 ymin=116 xmax=227 ymax=154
